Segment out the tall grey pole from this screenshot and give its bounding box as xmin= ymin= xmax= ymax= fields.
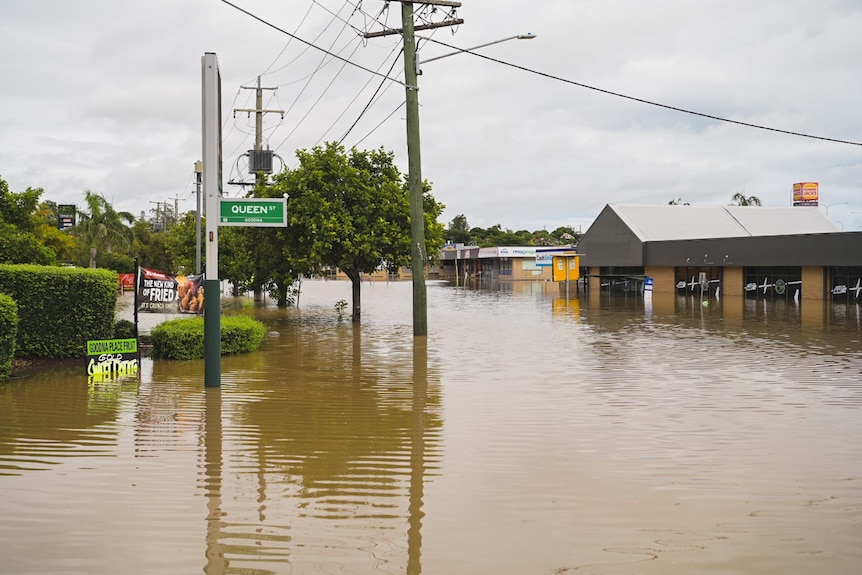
xmin=195 ymin=160 xmax=202 ymax=275
xmin=202 ymin=52 xmax=222 ymax=388
xmin=401 ymin=2 xmax=428 ymax=337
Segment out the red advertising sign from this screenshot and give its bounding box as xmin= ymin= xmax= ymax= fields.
xmin=792 ymin=182 xmax=819 ymax=206
xmin=137 ymin=267 xmax=204 ymax=314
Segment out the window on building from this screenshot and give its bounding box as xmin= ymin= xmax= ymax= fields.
xmin=743 ymin=266 xmax=802 ymax=300
xmin=830 ymin=266 xmax=862 ymax=302
xmin=675 ymin=266 xmax=721 ymax=296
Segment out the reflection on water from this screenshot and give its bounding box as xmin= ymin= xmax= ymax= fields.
xmin=1 ymin=280 xmax=861 ymax=574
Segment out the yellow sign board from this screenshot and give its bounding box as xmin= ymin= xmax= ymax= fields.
xmin=552 ymin=254 xmax=580 ymax=282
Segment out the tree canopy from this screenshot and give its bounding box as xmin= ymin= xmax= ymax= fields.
xmin=730 ymin=191 xmax=762 ymax=206
xmin=263 ymin=142 xmax=445 ymax=319
xmin=74 ymin=190 xmax=134 ymax=268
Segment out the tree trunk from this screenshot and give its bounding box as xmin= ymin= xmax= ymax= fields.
xmin=346 ymin=269 xmax=362 ymax=323
xmin=276 ymin=281 xmax=289 ymax=308
xmin=89 ymin=247 xmax=97 ymax=268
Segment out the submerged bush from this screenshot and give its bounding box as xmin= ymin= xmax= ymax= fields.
xmin=150 ymin=315 xmax=266 ymax=360
xmin=0 ymin=293 xmax=18 ymax=380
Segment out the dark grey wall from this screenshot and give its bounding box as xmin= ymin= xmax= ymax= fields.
xmin=578 ymin=208 xmax=645 ymax=267
xmin=644 ymin=232 xmax=862 ymax=267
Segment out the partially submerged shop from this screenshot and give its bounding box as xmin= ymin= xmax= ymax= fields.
xmin=439 ymin=245 xmax=574 ymax=282
xmin=576 ymin=204 xmax=862 ymax=303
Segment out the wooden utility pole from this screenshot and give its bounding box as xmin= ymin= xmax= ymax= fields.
xmin=234 ymin=76 xmax=283 ymax=184
xmin=364 ymin=0 xmax=462 ymax=337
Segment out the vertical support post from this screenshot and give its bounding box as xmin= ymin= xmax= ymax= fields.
xmin=202 ymin=52 xmax=222 ymax=388
xmin=401 ymin=2 xmax=428 ymax=337
xmin=133 ymin=257 xmax=139 ymax=339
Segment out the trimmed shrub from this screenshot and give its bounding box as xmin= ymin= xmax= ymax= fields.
xmin=150 ymin=315 xmax=266 ymax=360
xmin=113 ymin=319 xmax=136 ymax=339
xmin=0 ymin=264 xmax=117 ymax=358
xmin=0 ymin=293 xmax=18 ymax=380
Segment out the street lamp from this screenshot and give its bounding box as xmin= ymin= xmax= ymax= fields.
xmin=824 ymin=202 xmax=848 ymax=216
xmin=367 ymin=7 xmax=537 ymax=336
xmin=403 ymin=32 xmax=536 ymax=336
xmin=417 ymin=33 xmax=536 ymax=73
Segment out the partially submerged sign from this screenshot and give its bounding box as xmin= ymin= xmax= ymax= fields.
xmin=219 ymin=197 xmax=287 ymax=227
xmin=87 ymin=338 xmax=140 ymax=383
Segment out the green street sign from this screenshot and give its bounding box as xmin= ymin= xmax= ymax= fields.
xmin=219 ymin=198 xmax=287 ymax=227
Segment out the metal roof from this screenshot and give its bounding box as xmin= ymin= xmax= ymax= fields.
xmin=609 ymin=204 xmax=840 ymax=242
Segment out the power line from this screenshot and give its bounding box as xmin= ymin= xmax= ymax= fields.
xmin=352 ymin=101 xmax=405 ymax=148
xmin=420 ymin=36 xmax=862 ymax=148
xmin=271 ymin=11 xmax=361 ymax=152
xmin=337 ymin=47 xmax=404 ymax=145
xmin=217 ymin=0 xmax=406 ymax=88
xmin=222 ymin=1 xmax=862 ymax=154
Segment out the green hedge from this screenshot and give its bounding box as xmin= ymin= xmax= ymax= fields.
xmin=0 ymin=292 xmax=17 ymax=380
xmin=150 ymin=315 xmax=266 ymax=360
xmin=0 ymin=264 xmax=118 ymax=358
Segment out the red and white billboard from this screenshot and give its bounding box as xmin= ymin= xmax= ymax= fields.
xmin=792 ymin=182 xmax=819 ymax=206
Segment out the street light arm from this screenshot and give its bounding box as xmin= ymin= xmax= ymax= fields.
xmin=824 ymin=202 xmax=848 ymax=215
xmin=418 ymin=33 xmax=535 ymax=66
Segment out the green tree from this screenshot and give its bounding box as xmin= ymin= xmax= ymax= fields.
xmin=446 ymin=214 xmax=471 ymax=245
xmin=164 ymin=211 xmax=202 ymax=273
xmin=532 ymin=229 xmax=554 ymax=246
xmin=550 ymin=226 xmax=579 ymax=245
xmin=270 ymin=142 xmax=444 ymax=320
xmin=34 ymin=201 xmax=75 ymax=262
xmin=131 ymin=218 xmax=172 ymax=272
xmin=0 ymin=177 xmax=57 ymax=264
xmin=74 ymin=191 xmax=134 ymax=268
xmin=218 ymin=226 xmax=257 ymax=297
xmin=730 ymin=191 xmax=762 ymax=206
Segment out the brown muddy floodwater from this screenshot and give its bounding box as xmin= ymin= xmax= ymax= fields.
xmin=1 ymin=279 xmax=861 ymax=575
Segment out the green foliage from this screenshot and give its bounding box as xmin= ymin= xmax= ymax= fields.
xmin=99 ymin=251 xmax=135 ymax=273
xmin=0 ymin=264 xmax=117 ymax=358
xmin=150 ymin=318 xmax=205 ymax=360
xmin=131 ymin=218 xmax=173 ymax=272
xmin=113 ymin=319 xmax=136 ymax=339
xmin=150 ymin=315 xmax=266 ymax=360
xmin=74 ymin=190 xmax=134 ymax=268
xmin=218 ymin=225 xmax=256 ymax=296
xmin=0 ymin=179 xmax=58 ymax=265
xmin=0 ymin=179 xmax=43 ymax=231
xmin=164 ymin=212 xmax=202 ymax=273
xmin=0 ymin=292 xmax=18 ymax=381
xmin=335 ymin=299 xmax=348 ymax=321
xmin=730 ymin=191 xmax=762 ymax=206
xmin=0 ymin=223 xmax=58 ymax=265
xmin=469 ymin=224 xmax=531 ymax=247
xmin=267 ymin=142 xmax=444 ymax=318
xmin=446 ymin=214 xmax=472 ymax=245
xmin=221 ymin=315 xmax=266 ymax=355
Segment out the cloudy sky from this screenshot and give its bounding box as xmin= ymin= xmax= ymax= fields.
xmin=2 ymin=0 xmax=861 ymax=235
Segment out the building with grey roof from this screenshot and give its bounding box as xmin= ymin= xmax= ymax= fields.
xmin=577 ymin=204 xmax=861 ymax=303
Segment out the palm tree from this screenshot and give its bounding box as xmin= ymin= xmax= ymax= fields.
xmin=731 ymin=191 xmax=762 ymax=206
xmin=75 ymin=191 xmax=135 ymax=268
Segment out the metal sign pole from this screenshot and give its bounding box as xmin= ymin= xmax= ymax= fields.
xmin=202 ymin=52 xmax=222 ymax=388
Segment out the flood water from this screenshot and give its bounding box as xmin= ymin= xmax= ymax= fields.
xmin=1 ymin=280 xmax=861 ymax=574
